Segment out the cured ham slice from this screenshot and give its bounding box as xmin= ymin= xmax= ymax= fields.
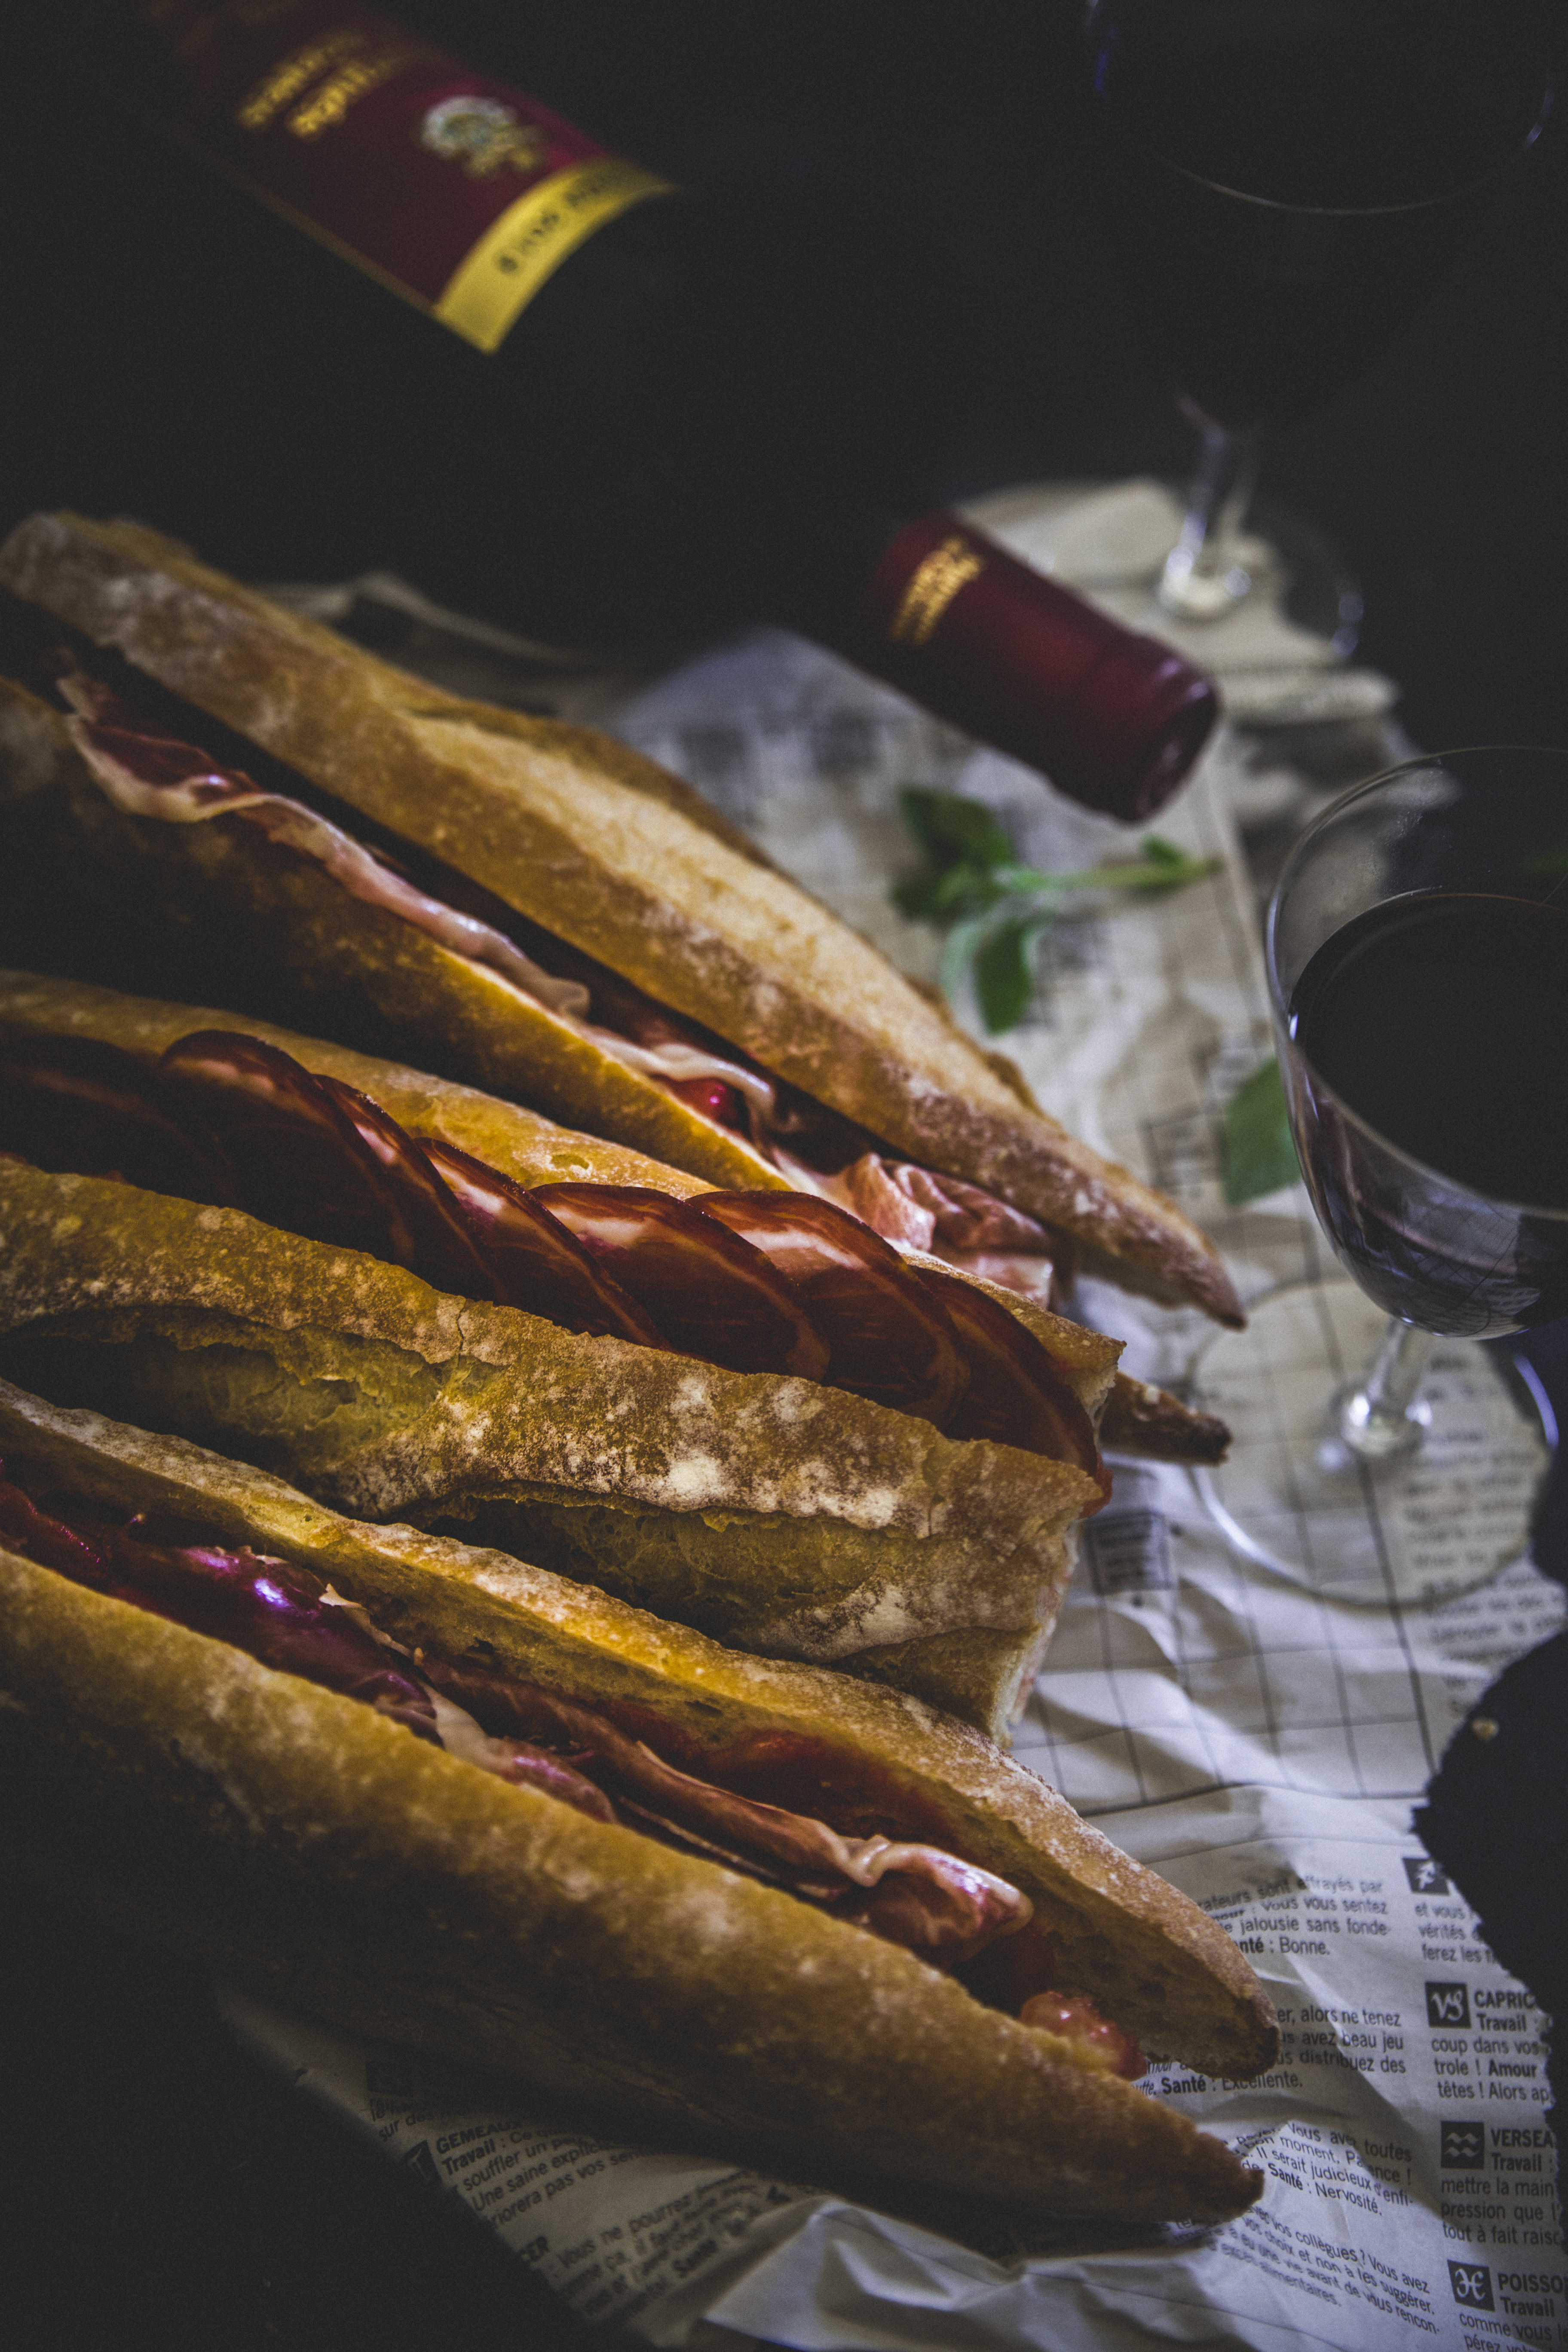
xmin=0 ymin=1030 xmax=1107 ymax=1489
xmin=60 ymin=672 xmax=1071 ymax=1295
xmin=61 ymin=676 xmax=591 ymax=1016
xmin=0 ymin=1465 xmax=1030 ymax=1970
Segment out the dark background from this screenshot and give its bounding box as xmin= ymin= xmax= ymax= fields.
xmin=2 ymin=6 xmax=1565 ymax=2345
xmin=6 ymin=0 xmax=1568 ymax=743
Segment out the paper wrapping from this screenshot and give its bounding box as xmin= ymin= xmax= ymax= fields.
xmin=222 ymin=534 xmax=1563 ymax=2348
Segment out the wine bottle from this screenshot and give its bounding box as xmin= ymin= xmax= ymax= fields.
xmin=37 ymin=0 xmax=1216 ymax=818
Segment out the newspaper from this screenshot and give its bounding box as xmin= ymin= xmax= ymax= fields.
xmin=230 ymin=573 xmax=1565 ymax=2349
xmin=963 ymin=476 xmax=1401 ymax=728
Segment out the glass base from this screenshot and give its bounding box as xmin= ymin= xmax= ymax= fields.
xmin=1157 ymin=538 xmax=1259 ymax=622
xmin=1188 ymin=1280 xmax=1553 ymax=1607
xmin=1155 ymin=493 xmax=1363 ymax=653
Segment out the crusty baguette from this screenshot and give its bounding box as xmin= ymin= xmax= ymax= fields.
xmin=0 ymin=511 xmax=1243 ymax=1325
xmin=0 ymin=974 xmax=1134 ymax=1735
xmin=1102 ymin=1375 xmax=1230 ymax=1466
xmin=0 ymin=1158 xmax=1109 ymax=1738
xmin=0 ymin=966 xmax=1121 ymax=1424
xmin=0 ymin=974 xmax=1240 ymax=1505
xmin=0 ymin=687 xmax=1230 ymax=1480
xmin=0 ymin=1378 xmax=1274 ymax=2221
xmin=0 ymin=673 xmax=787 ymax=1189
xmin=0 ymin=965 xmax=721 ymax=1202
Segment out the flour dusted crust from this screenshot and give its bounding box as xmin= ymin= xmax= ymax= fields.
xmin=0 ymin=971 xmax=1120 ymax=1424
xmin=0 ymin=976 xmax=1130 ymax=1736
xmin=0 ymin=1380 xmax=1274 ymax=2219
xmin=0 ymin=512 xmax=1243 ymax=1325
xmin=0 ymin=1551 xmax=1253 ymax=2223
xmin=1102 ymin=1375 xmax=1231 ymax=1465
xmin=0 ymin=1163 xmax=1108 ymax=1733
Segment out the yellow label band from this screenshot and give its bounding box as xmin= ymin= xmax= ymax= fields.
xmin=888 ymin=536 xmax=986 ymax=648
xmin=435 ymin=158 xmax=675 ymax=353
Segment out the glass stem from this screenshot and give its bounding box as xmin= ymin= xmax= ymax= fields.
xmin=1336 ymin=1315 xmax=1435 ymax=1461
xmin=1158 ymin=424 xmax=1261 ymax=622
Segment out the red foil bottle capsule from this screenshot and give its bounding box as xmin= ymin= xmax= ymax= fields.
xmin=852 ymin=512 xmax=1219 ymax=821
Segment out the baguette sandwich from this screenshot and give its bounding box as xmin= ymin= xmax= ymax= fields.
xmin=0 ymin=509 xmax=1243 ymax=1335
xmin=0 ymin=971 xmax=1132 ymax=1737
xmin=0 ymin=1374 xmax=1277 ymax=2223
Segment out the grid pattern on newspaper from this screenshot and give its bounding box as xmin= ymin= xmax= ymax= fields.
xmin=627 ymin=674 xmax=1566 ymax=1824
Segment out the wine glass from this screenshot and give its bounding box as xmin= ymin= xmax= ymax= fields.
xmin=1085 ymin=0 xmax=1555 ymax=625
xmin=1191 ymin=748 xmax=1567 ymax=1605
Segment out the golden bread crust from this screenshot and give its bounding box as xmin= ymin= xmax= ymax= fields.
xmin=1102 ymin=1374 xmax=1230 ymax=1466
xmin=0 ymin=972 xmax=1120 ymax=1434
xmin=0 ymin=512 xmax=1242 ymax=1324
xmin=0 ymin=1383 xmax=1279 ymax=2192
xmin=0 ymin=1164 xmax=1101 ymax=1730
xmin=0 ymin=977 xmax=1131 ymax=1733
xmin=0 ymin=682 xmax=785 ymax=1188
xmin=0 ymin=1380 xmax=1274 ymax=2077
xmin=0 ymin=965 xmax=717 ymax=1196
xmin=0 ymin=1544 xmax=1257 ymax=2220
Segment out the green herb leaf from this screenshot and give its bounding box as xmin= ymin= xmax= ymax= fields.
xmin=898 ymin=785 xmax=1014 ymax=873
xmin=939 ymin=910 xmax=999 ymax=1009
xmin=926 ymin=864 xmax=993 ymax=919
xmin=975 ymin=913 xmax=1055 ymax=1033
xmin=1222 ymin=1059 xmax=1300 ymax=1205
xmin=1141 ymin=833 xmax=1188 ymax=870
xmin=889 ymin=869 xmax=952 ymax=921
xmin=893 ymin=789 xmax=1218 ymax=1033
xmin=892 ymin=863 xmax=1001 ymax=922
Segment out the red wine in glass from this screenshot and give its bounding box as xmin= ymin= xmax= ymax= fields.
xmin=1191 ymin=747 xmax=1565 ymax=1606
xmin=1288 ymin=891 xmax=1568 ymax=1337
xmin=1086 ymin=0 xmax=1554 ymax=618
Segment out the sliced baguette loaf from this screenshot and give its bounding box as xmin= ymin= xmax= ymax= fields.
xmin=0 ymin=1159 xmax=1109 ymax=1737
xmin=0 ymin=511 xmax=1242 ymax=1324
xmin=0 ymin=1378 xmax=1274 ymax=2222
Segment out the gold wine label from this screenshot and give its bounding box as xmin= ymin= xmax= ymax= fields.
xmin=434 ymin=159 xmax=675 ymax=352
xmin=130 ymin=1 xmax=675 ymax=354
xmin=285 ymin=43 xmax=434 ymax=138
xmin=887 ymin=535 xmax=986 ymax=647
xmin=236 ymin=28 xmax=367 ymax=131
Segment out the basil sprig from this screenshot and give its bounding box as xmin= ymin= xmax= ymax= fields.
xmin=1220 ymin=1059 xmax=1302 ymax=1204
xmin=891 ymin=786 xmax=1217 ymax=1034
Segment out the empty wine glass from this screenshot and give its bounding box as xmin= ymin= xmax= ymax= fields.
xmin=1191 ymin=747 xmax=1566 ymax=1605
